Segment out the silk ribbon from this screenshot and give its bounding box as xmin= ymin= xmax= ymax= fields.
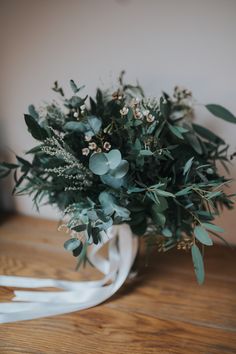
xmin=0 ymin=224 xmax=138 ymax=324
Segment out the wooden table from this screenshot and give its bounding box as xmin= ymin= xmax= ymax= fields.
xmin=0 ymin=214 xmax=235 ymax=353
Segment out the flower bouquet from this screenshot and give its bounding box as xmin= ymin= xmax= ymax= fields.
xmin=0 ymin=72 xmax=235 ymax=322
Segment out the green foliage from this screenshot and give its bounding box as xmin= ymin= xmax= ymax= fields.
xmin=24 ymin=114 xmax=48 ymax=141
xmin=194 ymin=225 xmax=213 ymax=246
xmin=191 ymin=244 xmax=205 ymax=285
xmin=64 ymin=238 xmax=83 ymax=257
xmin=0 ymin=75 xmax=235 ymax=284
xmin=206 ymin=104 xmax=236 ymax=124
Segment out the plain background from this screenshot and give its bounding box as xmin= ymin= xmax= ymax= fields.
xmin=0 ymin=0 xmax=235 ymax=240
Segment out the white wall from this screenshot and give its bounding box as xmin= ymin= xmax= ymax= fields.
xmin=0 ymin=0 xmax=235 ymax=227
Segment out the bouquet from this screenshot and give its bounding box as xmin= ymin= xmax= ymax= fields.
xmin=1 ymin=72 xmax=235 ymax=285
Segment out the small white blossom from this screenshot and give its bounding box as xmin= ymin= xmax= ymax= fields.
xmin=146 ymin=114 xmax=155 ymax=123
xmin=103 ymin=141 xmax=111 ymax=151
xmin=84 ymin=135 xmax=92 ymax=142
xmin=73 ymin=112 xmax=79 ymax=118
xmin=120 ymin=106 xmax=129 ymax=116
xmin=134 ymin=108 xmax=143 ymax=119
xmin=96 ymin=148 xmax=102 ymax=153
xmin=82 ymin=148 xmax=90 ymax=156
xmin=142 ymin=109 xmax=150 ymax=116
xmin=80 ymin=104 xmax=86 ymax=111
xmin=89 ymin=142 xmax=97 ymax=150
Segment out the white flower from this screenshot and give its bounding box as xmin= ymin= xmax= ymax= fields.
xmin=96 ymin=148 xmax=102 ymax=153
xmin=142 ymin=109 xmax=150 ymax=116
xmin=73 ymin=112 xmax=79 ymax=118
xmin=89 ymin=142 xmax=97 ymax=150
xmin=135 ymin=108 xmax=143 ymax=119
xmin=80 ymin=104 xmax=86 ymax=111
xmin=82 ymin=148 xmax=90 ymax=156
xmin=103 ymin=141 xmax=111 ymax=151
xmin=120 ymin=106 xmax=129 ymax=116
xmin=84 ymin=135 xmax=92 ymax=142
xmin=146 ymin=114 xmax=155 ymax=123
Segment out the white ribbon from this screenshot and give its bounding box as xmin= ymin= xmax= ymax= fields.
xmin=0 ymin=224 xmax=138 ymax=324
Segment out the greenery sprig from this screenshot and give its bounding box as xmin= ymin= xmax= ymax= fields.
xmin=1 ymin=72 xmax=235 ymax=284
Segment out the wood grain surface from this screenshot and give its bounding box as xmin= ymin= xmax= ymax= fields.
xmin=0 ymin=214 xmax=235 ymax=354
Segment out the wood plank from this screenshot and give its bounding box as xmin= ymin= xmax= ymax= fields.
xmin=0 ymin=214 xmax=235 ymax=353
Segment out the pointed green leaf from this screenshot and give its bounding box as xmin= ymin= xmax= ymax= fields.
xmin=155 ymin=189 xmax=175 ymax=198
xmin=202 ymin=223 xmax=224 ymax=233
xmin=87 ymin=116 xmax=102 ymax=135
xmin=70 ymin=80 xmax=79 ymax=93
xmin=185 ymin=131 xmax=203 ymax=154
xmin=191 ymin=244 xmax=205 ymax=284
xmin=168 ymin=124 xmax=184 ymax=139
xmin=28 ymin=105 xmax=39 ymax=120
xmin=206 ymin=104 xmax=236 ymax=124
xmin=71 ymin=224 xmax=87 ymax=232
xmin=193 ymin=123 xmax=225 ymax=145
xmin=139 ymin=149 xmax=153 ymax=156
xmin=183 ymin=157 xmax=194 ymax=176
xmin=194 ymin=226 xmax=213 ymax=246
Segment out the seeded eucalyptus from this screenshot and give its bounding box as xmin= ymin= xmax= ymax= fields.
xmin=0 ymin=72 xmax=235 ymax=284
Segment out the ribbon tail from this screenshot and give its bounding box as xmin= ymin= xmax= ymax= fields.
xmin=0 ymin=224 xmax=138 ymax=323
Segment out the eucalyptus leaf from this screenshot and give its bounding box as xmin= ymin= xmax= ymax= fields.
xmin=193 ymin=123 xmax=225 ymax=145
xmin=155 ymin=189 xmax=175 ymax=198
xmin=139 ymin=149 xmax=153 ymax=156
xmin=106 ymin=149 xmax=122 ymax=169
xmin=175 ymin=186 xmax=192 ymax=196
xmin=89 ymin=153 xmax=109 ymax=175
xmin=87 ymin=116 xmax=102 ymax=135
xmin=202 ymin=223 xmax=224 ymax=233
xmin=185 ymin=131 xmax=203 ymax=154
xmin=194 ymin=226 xmax=213 ymax=246
xmin=191 ymin=244 xmax=205 ymax=284
xmin=24 ymin=114 xmax=48 ymax=141
xmin=151 ymin=204 xmax=166 ymax=227
xmin=64 ymin=238 xmax=82 ymax=252
xmin=64 ymin=121 xmax=87 ymax=133
xmin=28 ymin=105 xmax=39 ymax=120
xmin=101 ymin=174 xmax=125 ymax=189
xmin=183 ymin=157 xmax=194 ymax=176
xmin=109 ymin=160 xmax=129 ymax=178
xmin=206 ymin=104 xmax=236 ymax=124
xmin=168 ymin=124 xmax=184 ymax=140
xmin=71 ymin=224 xmax=87 ymax=232
xmin=162 ymin=227 xmax=172 ymax=237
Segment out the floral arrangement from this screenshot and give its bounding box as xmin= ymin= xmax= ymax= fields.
xmin=0 ymin=72 xmax=235 ymax=284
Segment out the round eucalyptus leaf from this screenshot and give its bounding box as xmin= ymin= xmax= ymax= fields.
xmin=89 ymin=153 xmax=109 ymax=175
xmin=101 ymin=174 xmax=124 ymax=189
xmin=64 ymin=238 xmax=82 ymax=252
xmin=106 ymin=149 xmax=122 ymax=169
xmin=64 ymin=121 xmax=87 ymax=132
xmin=110 ymin=160 xmax=129 ymax=178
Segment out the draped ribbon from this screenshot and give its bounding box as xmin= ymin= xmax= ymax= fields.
xmin=0 ymin=224 xmax=138 ymax=324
